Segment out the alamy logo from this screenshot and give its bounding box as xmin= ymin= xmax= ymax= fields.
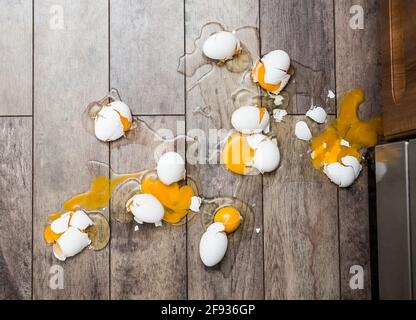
xmin=49 ymin=5 xmax=64 ymax=30
xmin=49 ymin=265 xmax=64 ymax=290
xmin=349 ymin=265 xmax=364 ymax=290
xmin=349 ymin=5 xmax=364 ymax=30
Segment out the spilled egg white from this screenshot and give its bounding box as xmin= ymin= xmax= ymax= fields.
xmin=203 ymin=31 xmax=240 ymax=61
xmin=231 ymin=106 xmax=270 ymax=134
xmin=157 ymin=151 xmax=186 ymax=186
xmin=306 ymin=106 xmax=327 ymax=124
xmin=53 ymin=226 xmax=91 ymax=261
xmin=295 ymin=121 xmax=312 ymax=141
xmin=94 ymin=101 xmax=132 ymax=142
xmin=199 ymin=222 xmax=228 ymax=267
xmin=127 ymin=193 xmax=164 ymax=227
xmin=252 ymin=139 xmax=280 ymax=173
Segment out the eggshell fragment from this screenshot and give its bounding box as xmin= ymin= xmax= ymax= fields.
xmin=231 ymin=106 xmax=270 ymax=134
xmin=110 ymin=101 xmax=132 ymax=124
xmin=323 ymin=162 xmax=356 ymax=188
xmin=94 ymin=101 xmax=132 ymax=142
xmin=246 ymin=134 xmax=267 ymax=150
xmin=203 ymin=31 xmax=240 ymax=61
xmin=157 ymin=152 xmax=186 ymax=186
xmin=341 ymin=156 xmax=362 ymax=178
xmin=127 ymin=193 xmax=165 ymax=227
xmin=51 ymin=212 xmax=71 ymax=234
xmin=70 ymin=210 xmax=94 ymax=230
xmin=199 ymin=222 xmax=228 ymax=267
xmin=306 ymin=106 xmax=327 ymax=124
xmin=55 ymin=227 xmax=91 ymax=261
xmin=295 ymin=121 xmax=312 ymax=141
xmin=190 ymin=196 xmax=202 ymax=212
xmin=273 ymin=108 xmax=288 ymax=123
xmin=252 ymin=139 xmax=280 ymax=173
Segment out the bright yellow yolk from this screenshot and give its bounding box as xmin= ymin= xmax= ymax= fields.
xmin=214 ymin=206 xmax=241 ymax=234
xmin=141 ymin=177 xmax=194 ymax=224
xmin=252 ymin=61 xmax=281 ymax=93
xmin=311 ymin=89 xmax=382 ymax=169
xmin=222 ymin=133 xmax=255 ymax=175
xmin=114 ymin=110 xmax=132 ymax=132
xmin=44 ymin=225 xmax=61 ymax=244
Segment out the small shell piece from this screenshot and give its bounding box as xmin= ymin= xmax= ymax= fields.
xmin=295 ymin=121 xmax=312 ymax=141
xmin=190 ymin=196 xmax=202 ymax=212
xmin=202 ymin=31 xmax=240 ymax=61
xmin=306 ymin=106 xmax=327 ymax=124
xmin=231 ymin=106 xmax=270 ymax=134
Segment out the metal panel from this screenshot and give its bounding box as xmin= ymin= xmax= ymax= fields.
xmin=376 ymin=142 xmax=412 ymax=299
xmin=409 ymin=139 xmax=416 ymax=298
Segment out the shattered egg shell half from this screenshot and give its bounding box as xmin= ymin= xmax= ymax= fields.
xmin=94 ymin=101 xmax=132 ymax=142
xmin=202 ymin=31 xmax=240 ymax=61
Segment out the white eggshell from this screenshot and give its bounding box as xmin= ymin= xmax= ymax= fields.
xmin=231 ymin=106 xmax=270 ymax=134
xmin=203 ymin=31 xmax=240 ymax=61
xmin=246 ymin=134 xmax=267 ymax=150
xmin=262 ymin=50 xmax=291 ymax=72
xmin=94 ymin=106 xmax=125 ymax=142
xmin=341 ymin=156 xmax=362 ymax=178
xmin=52 ymin=244 xmax=66 ymax=261
xmin=127 ymin=194 xmax=165 ymax=226
xmin=323 ymin=162 xmax=356 ymax=188
xmin=306 ymin=106 xmax=327 ymax=124
xmin=295 ymin=121 xmax=312 ymax=141
xmin=51 ymin=212 xmax=71 ymax=234
xmin=55 ymin=227 xmax=91 ymax=260
xmin=273 ymin=108 xmax=288 ymax=123
xmin=157 ymin=152 xmax=186 ymax=185
xmin=190 ymin=196 xmax=202 ymax=212
xmin=70 ymin=210 xmax=94 ymax=230
xmin=110 ymin=101 xmax=132 ymax=123
xmin=199 ymin=222 xmax=228 ymax=267
xmin=253 ymin=139 xmax=280 ymax=173
xmin=340 ymin=139 xmax=350 ymax=147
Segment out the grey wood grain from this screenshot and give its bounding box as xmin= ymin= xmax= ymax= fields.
xmin=0 ymin=118 xmax=32 ymax=299
xmin=0 ymin=0 xmax=32 ymax=115
xmin=110 ymin=0 xmax=184 ymax=115
xmin=185 ymin=0 xmax=263 ymax=300
xmin=263 ymin=117 xmax=339 ymax=299
xmin=335 ymin=0 xmax=381 ymax=300
xmin=260 ymin=0 xmax=336 ymax=115
xmin=33 ymin=0 xmax=109 ymax=299
xmin=110 ymin=116 xmax=187 ymax=299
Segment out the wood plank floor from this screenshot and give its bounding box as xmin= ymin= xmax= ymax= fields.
xmin=0 ymin=0 xmax=380 ymax=300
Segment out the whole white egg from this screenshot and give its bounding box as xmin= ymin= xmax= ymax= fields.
xmin=157 ymin=151 xmax=186 ymax=186
xmin=231 ymin=106 xmax=270 ymax=134
xmin=199 ymin=222 xmax=228 ymax=267
xmin=127 ymin=194 xmax=165 ymax=227
xmin=252 ymin=139 xmax=280 ymax=173
xmin=203 ymin=31 xmax=240 ymax=61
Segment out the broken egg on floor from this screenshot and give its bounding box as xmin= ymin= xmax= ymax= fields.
xmin=94 ymin=100 xmax=132 ymax=142
xmin=199 ymin=222 xmax=228 ymax=267
xmin=306 ymin=106 xmax=327 ymax=124
xmin=126 ymin=193 xmax=165 ymax=227
xmin=222 ymin=133 xmax=280 ymax=175
xmin=213 ymin=206 xmax=242 ymax=234
xmin=202 ymin=31 xmax=241 ymax=62
xmin=295 ymin=121 xmax=312 ymax=141
xmin=156 ymin=151 xmax=186 ymax=186
xmin=323 ymin=156 xmax=362 ymax=188
xmin=252 ymin=50 xmax=291 ymax=94
xmin=231 ymin=106 xmax=270 ymax=134
xmin=53 ymin=226 xmax=91 ymax=261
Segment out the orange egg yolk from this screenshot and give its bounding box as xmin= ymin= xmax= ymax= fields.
xmin=214 ymin=206 xmax=241 ymax=234
xmin=114 ymin=110 xmax=132 ymax=132
xmin=252 ymin=60 xmax=281 ymax=93
xmin=222 ymin=133 xmax=255 ymax=175
xmin=141 ymin=177 xmax=195 ymax=224
xmin=44 ymin=225 xmax=61 ymax=244
xmin=311 ymin=89 xmax=382 ymax=169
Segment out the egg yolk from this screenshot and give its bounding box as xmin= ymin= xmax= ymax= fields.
xmin=222 ymin=133 xmax=255 ymax=175
xmin=311 ymin=89 xmax=382 ymax=169
xmin=44 ymin=225 xmax=61 ymax=244
xmin=114 ymin=110 xmax=132 ymax=131
xmin=214 ymin=206 xmax=241 ymax=233
xmin=141 ymin=177 xmax=194 ymax=224
xmin=252 ymin=60 xmax=281 ymax=93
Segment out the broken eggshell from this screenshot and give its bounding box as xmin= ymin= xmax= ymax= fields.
xmin=252 ymin=139 xmax=281 ymax=174
xmin=306 ymin=106 xmax=327 ymax=124
xmin=156 ymin=151 xmax=186 ymax=186
xmin=199 ymin=222 xmax=228 ymax=267
xmin=94 ymin=101 xmax=132 ymax=142
xmin=231 ymin=106 xmax=270 ymax=134
xmin=323 ymin=156 xmax=362 ymax=188
xmin=126 ymin=193 xmax=165 ymax=227
xmin=202 ymin=31 xmax=241 ymax=61
xmin=295 ymin=121 xmax=312 ymax=141
xmin=53 ymin=226 xmax=91 ymax=261
xmin=70 ymin=210 xmax=94 ymax=230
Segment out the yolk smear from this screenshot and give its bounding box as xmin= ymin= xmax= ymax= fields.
xmin=252 ymin=61 xmax=281 ymax=93
xmin=214 ymin=206 xmax=241 ymax=234
xmin=141 ymin=177 xmax=194 ymax=224
xmin=114 ymin=110 xmax=132 ymax=132
xmin=44 ymin=225 xmax=61 ymax=244
xmin=222 ymin=133 xmax=255 ymax=175
xmin=311 ymin=89 xmax=382 ymax=169
xmin=259 ymin=107 xmax=266 ymax=123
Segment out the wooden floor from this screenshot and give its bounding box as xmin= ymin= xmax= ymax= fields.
xmin=0 ymin=0 xmax=381 ymax=300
